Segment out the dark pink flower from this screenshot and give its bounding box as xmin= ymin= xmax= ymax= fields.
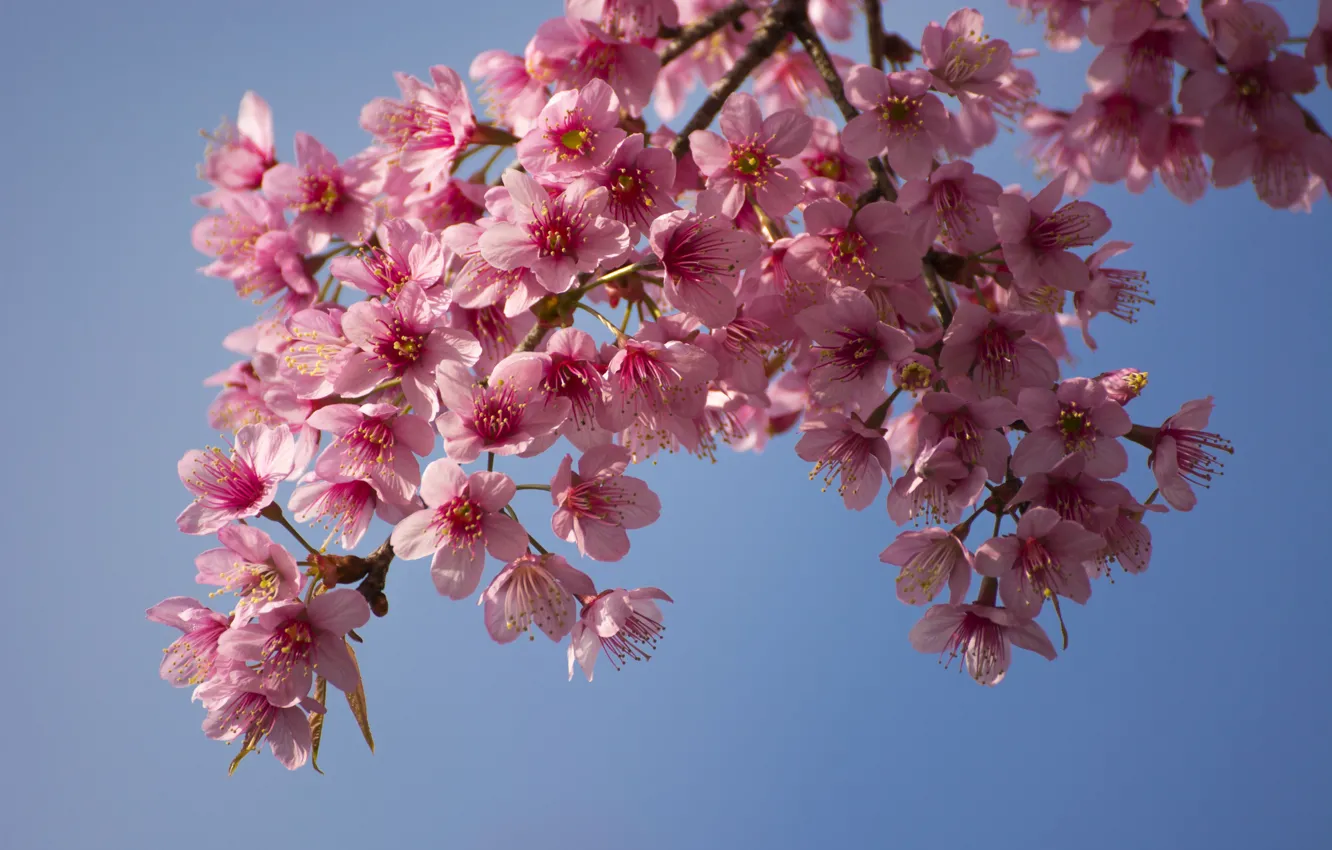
xmin=177 ymin=424 xmax=297 ymax=535
xmin=390 ymin=460 xmax=529 ymax=599
xmin=796 ymin=286 xmax=914 ymax=411
xmin=842 ymin=67 xmax=950 ymax=180
xmin=689 ymin=92 xmax=813 ymax=219
xmin=261 ymin=133 xmax=385 ymax=251
xmin=1087 ymin=0 xmax=1185 ymax=47
xmin=595 ymin=134 xmax=678 ymax=238
xmin=993 ymin=175 xmax=1111 ymax=292
xmin=795 ymin=411 xmax=895 ymax=511
xmin=938 ymin=301 xmax=1060 ymax=399
xmin=920 ymin=9 xmax=1013 ymax=97
xmin=1013 ymin=378 xmax=1132 ymax=478
xmin=479 ymin=172 xmax=631 ymax=293
xmin=795 ymin=116 xmax=872 ymax=194
xmin=481 ymin=552 xmax=596 ymax=643
xmin=1074 ymin=241 xmax=1153 ymax=346
xmin=918 ymin=383 xmax=1019 ymax=481
xmin=529 ymin=16 xmax=661 ymax=111
xmin=192 ymin=192 xmax=314 ymax=308
xmin=1094 ymin=368 xmax=1149 ymax=406
xmin=785 ymin=198 xmax=925 ymax=287
xmin=909 ymin=603 xmax=1057 ymax=686
xmin=650 ymin=207 xmax=761 ymax=327
xmin=217 ymin=590 xmax=371 ymax=704
xmin=1020 ymin=107 xmax=1094 ymax=198
xmin=887 ymin=437 xmax=987 ymax=525
xmin=896 ymin=161 xmax=1003 ymax=255
xmin=879 ymin=528 xmax=974 ymax=606
xmin=361 ymin=65 xmax=477 ymax=189
xmin=435 ymin=353 xmax=572 ymax=462
xmin=196 ymin=669 xmax=324 ymax=771
xmin=307 ymin=403 xmax=434 ymax=504
xmin=146 ymin=597 xmax=232 ymax=687
xmin=551 ymin=444 xmax=661 ymax=561
xmin=330 ymin=218 xmax=445 ymax=300
xmin=1157 ymin=117 xmax=1209 ymax=203
xmin=1087 ymin=21 xmax=1213 ymax=108
xmin=1066 ymin=91 xmax=1168 ymax=184
xmin=193 ymin=525 xmax=304 ymax=621
xmin=568 ymin=587 xmax=673 ymax=681
xmin=517 ymin=79 xmax=627 ymax=181
xmin=200 ymin=91 xmax=276 ymax=191
xmin=539 ymin=327 xmax=612 ymax=444
xmin=600 ymin=336 xmax=718 ymax=430
xmin=1147 ymin=397 xmax=1233 ymax=512
xmin=288 ymin=475 xmax=406 ymax=550
xmin=975 ymin=506 xmax=1104 ymax=616
xmin=445 ymin=221 xmax=546 ymax=317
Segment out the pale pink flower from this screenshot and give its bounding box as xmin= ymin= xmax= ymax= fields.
xmin=753 ymin=49 xmax=837 ymax=115
xmin=435 ymin=354 xmax=572 ymax=462
xmin=796 ymin=286 xmax=914 ymax=411
xmin=887 ymin=437 xmax=987 ymax=525
xmin=443 ymin=302 xmax=539 ymax=375
xmin=1021 ymin=106 xmax=1094 ymax=198
xmin=917 ymin=383 xmax=1019 ymax=481
xmin=879 ymin=528 xmax=974 ymax=605
xmin=1087 ymin=0 xmax=1186 ymax=47
xmin=330 ymin=218 xmax=446 ymax=300
xmin=795 ymin=411 xmax=895 ymax=511
xmin=1094 ymin=368 xmax=1149 ymax=406
xmin=481 ymin=552 xmax=596 ymax=643
xmin=600 ymin=336 xmax=718 ymax=430
xmin=1030 ymin=0 xmax=1091 ymax=52
xmin=396 ymin=177 xmax=489 ymax=231
xmin=146 ymin=597 xmax=232 ymax=687
xmin=1087 ymin=21 xmax=1214 ymax=108
xmin=938 ymin=301 xmax=1060 ymax=399
xmin=529 ymin=16 xmax=661 ymax=111
xmin=288 ymin=475 xmax=406 ymax=550
xmin=570 ymin=0 xmax=679 ymax=39
xmin=896 ymin=161 xmax=1003 ymax=255
xmin=795 ymin=116 xmax=872 ymax=194
xmin=195 ymin=669 xmax=324 ymax=771
xmin=568 ymin=587 xmax=673 ymax=681
xmin=193 ymin=525 xmax=304 ymax=621
xmin=920 ymin=9 xmax=1013 ymax=97
xmin=689 ymin=92 xmax=813 ymax=219
xmin=276 ymin=307 xmax=355 ymax=400
xmin=516 ymin=79 xmax=626 ymax=181
xmin=1211 ymin=125 xmax=1329 ymax=210
xmin=1157 ymin=117 xmax=1209 ymax=203
xmin=390 ymin=460 xmax=529 ymax=599
xmin=841 ymin=67 xmax=950 ymax=181
xmin=177 ymin=423 xmax=297 ymax=535
xmin=539 ymin=327 xmax=612 ymax=441
xmin=809 ymin=0 xmax=855 ymax=41
xmin=261 ymin=133 xmax=385 ymax=251
xmin=445 ymin=221 xmax=546 ymax=317
xmin=551 ymin=444 xmax=661 ymax=561
xmin=993 ymin=175 xmax=1111 ymax=292
xmin=909 ymin=603 xmax=1057 ymax=686
xmin=1181 ymin=53 xmax=1315 ymax=145
xmin=192 ymin=192 xmax=314 ymax=307
xmin=1203 ymin=0 xmax=1289 ymax=71
xmin=595 ymin=133 xmax=679 ymax=238
xmin=1146 ymin=397 xmax=1233 ymax=512
xmin=1066 ymin=91 xmax=1168 ymax=184
xmin=361 ymin=65 xmax=477 ymax=189
xmin=1012 ymin=378 xmax=1132 ymax=478
xmin=201 ymin=91 xmax=275 ymax=191
xmin=649 ymin=207 xmax=761 ymax=327
xmin=307 ymin=403 xmax=434 ymax=504
xmin=785 ymin=198 xmax=924 ymax=287
xmin=218 ymin=590 xmax=371 ymax=704
xmin=894 ymin=353 xmax=938 ymax=395
xmin=470 ymin=50 xmax=549 ymax=136
xmin=975 ymin=506 xmax=1104 ymax=616
xmin=337 ymin=283 xmax=482 ymax=419
xmin=1074 ymin=241 xmax=1153 ymax=346
xmin=479 ymin=172 xmax=631 ymax=293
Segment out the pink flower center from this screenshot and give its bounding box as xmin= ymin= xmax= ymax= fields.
xmin=214 ymin=559 xmax=283 ymax=607
xmin=898 ymin=538 xmax=959 ymax=602
xmin=827 ymin=230 xmax=871 ymax=276
xmin=342 ymin=419 xmax=397 ymax=475
xmin=471 ymin=382 xmax=526 ymax=442
xmin=977 ymin=324 xmax=1019 ymax=389
xmin=162 ymin=622 xmax=225 ymax=686
xmin=896 ymin=360 xmax=934 ymax=392
xmin=384 ymin=101 xmax=457 ymax=153
xmin=815 ymin=328 xmax=879 ymax=383
xmin=215 ymin=690 xmax=279 ymax=739
xmin=433 ymin=495 xmax=485 ymax=549
xmin=296 ymin=171 xmax=342 ymax=214
xmin=311 ymin=480 xmax=375 ymax=539
xmin=373 ymin=318 xmax=427 ymax=370
xmin=188 ymin=446 xmax=265 ymax=510
xmin=531 ymin=205 xmax=581 ymax=258
xmin=498 ymin=557 xmax=572 ymax=639
xmin=543 ymin=356 xmax=603 ymax=423
xmin=361 ymin=247 xmax=413 ymax=295
xmin=460 ymin=305 xmax=518 ymax=361
xmin=1030 ymin=203 xmax=1101 ymax=251
xmin=1058 ymin=403 xmax=1097 ymax=452
xmin=617 ymin=345 xmax=677 ymax=410
xmin=562 ymin=476 xmax=623 ymax=523
xmin=590 ymin=597 xmax=665 ymax=670
xmin=808 ymin=429 xmax=875 ymax=498
xmin=806 ymin=153 xmax=844 ymax=180
xmin=1158 ymin=426 xmax=1233 ymax=488
xmin=941 ymin=611 xmax=1006 ymax=683
xmin=664 ymin=220 xmax=744 ymax=283
xmin=722 ymin=316 xmax=768 ymax=360
xmin=547 ymin=110 xmax=594 ymax=161
xmin=260 ymin=619 xmax=314 ymax=687
xmin=1017 ymin=536 xmax=1061 ymax=597
xmin=942 ymin=414 xmax=985 ymax=464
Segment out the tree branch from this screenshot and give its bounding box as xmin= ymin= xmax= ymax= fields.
xmin=864 ymin=0 xmax=885 ymax=71
xmin=659 ymin=0 xmax=752 ymax=66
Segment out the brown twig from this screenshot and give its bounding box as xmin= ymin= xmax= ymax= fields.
xmin=659 ymin=0 xmax=752 ymax=66
xmin=864 ymin=0 xmax=885 ymax=71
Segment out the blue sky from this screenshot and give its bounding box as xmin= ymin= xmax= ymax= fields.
xmin=2 ymin=1 xmax=1330 ymax=848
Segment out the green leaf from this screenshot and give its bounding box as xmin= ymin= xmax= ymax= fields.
xmin=309 ymin=675 xmax=328 ymax=775
xmin=227 ymin=733 xmax=259 ymax=777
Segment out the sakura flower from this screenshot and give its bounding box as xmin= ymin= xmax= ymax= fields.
xmin=1309 ymin=0 xmax=1332 ymax=86
xmin=689 ymin=92 xmax=813 ymax=219
xmin=649 ymin=207 xmax=761 ymax=327
xmin=796 ymin=286 xmax=915 ymax=411
xmin=470 ymin=50 xmax=548 ymax=136
xmin=1095 ymin=368 xmax=1149 ymax=406
xmin=795 ymin=116 xmax=872 ymax=194
xmin=879 ymin=528 xmax=974 ymax=606
xmin=517 ymin=79 xmax=626 ymax=181
xmin=217 ymin=590 xmax=371 ymax=705
xmin=917 ymin=384 xmax=1019 ymax=481
xmin=795 ymin=411 xmax=895 ymax=511
xmin=975 ymin=506 xmax=1104 ymax=616
xmin=361 ymin=65 xmax=477 ymax=189
xmin=390 ymin=460 xmax=528 ymax=599
xmin=481 ymin=553 xmax=596 ymax=643
xmin=337 ymin=283 xmax=482 ymax=419
xmin=909 ymin=603 xmax=1057 ymax=686
xmin=1087 ymin=0 xmax=1186 ymax=47
xmin=193 ymin=525 xmax=304 ymax=620
xmin=551 ymin=444 xmax=661 ymax=561
xmin=177 ymin=423 xmax=297 ymax=535
xmin=568 ymin=587 xmax=673 ymax=681
xmin=445 ymin=221 xmax=547 ymax=317
xmin=192 ymin=192 xmax=314 ymax=307
xmin=993 ymin=175 xmax=1111 ymax=292
xmin=1157 ymin=117 xmax=1209 ymax=204
xmin=435 ymin=354 xmax=572 ymax=462
xmin=329 ymin=218 xmax=446 ymax=300
xmin=596 ymin=133 xmax=678 ymax=238
xmin=539 ymin=327 xmax=612 ymax=441
xmin=841 ymin=67 xmax=950 ymax=181
xmin=785 ymin=199 xmax=925 ymax=287
xmin=1066 ymin=91 xmax=1168 ymax=184
xmin=809 ymin=0 xmax=855 ymax=41
xmin=938 ymin=301 xmax=1060 ymax=399
xmin=277 ymin=307 xmax=356 ymax=400
xmin=920 ymin=9 xmax=1013 ymax=97
xmin=288 ymin=475 xmax=405 ymax=550
xmin=146 ymin=597 xmax=232 ymax=687
xmin=261 ymin=133 xmax=385 ymax=251
xmin=1145 ymin=397 xmax=1233 ymax=512
xmin=201 ymin=91 xmax=276 ymax=191
xmin=1087 ymin=21 xmax=1214 ymax=108
xmin=601 ymin=336 xmax=718 ymax=430
xmin=896 ymin=161 xmax=1003 ymax=255
xmin=887 ymin=437 xmax=987 ymax=525
xmin=307 ymin=403 xmax=434 ymax=504
xmin=1012 ymin=378 xmax=1132 ymax=478
xmin=1210 ymin=125 xmax=1330 ymax=210
xmin=529 ymin=16 xmax=661 ymax=111
xmin=195 ymin=669 xmax=324 ymax=771
xmin=479 ymin=172 xmax=631 ymax=293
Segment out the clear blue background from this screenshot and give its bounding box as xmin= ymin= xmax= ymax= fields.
xmin=2 ymin=1 xmax=1329 ymax=847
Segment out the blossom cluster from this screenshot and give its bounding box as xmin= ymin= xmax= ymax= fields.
xmin=152 ymin=0 xmax=1311 ymax=772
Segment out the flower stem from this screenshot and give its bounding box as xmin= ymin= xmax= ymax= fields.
xmin=259 ymin=503 xmax=320 ymax=556
xmin=659 ymin=0 xmax=751 ymax=66
xmin=514 ymin=483 xmax=552 ymax=492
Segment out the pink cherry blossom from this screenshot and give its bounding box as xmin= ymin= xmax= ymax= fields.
xmin=896 ymin=161 xmax=1003 ymax=255
xmin=596 ymin=134 xmax=679 ymax=238
xmin=879 ymin=527 xmax=974 ymax=605
xmin=649 ymin=207 xmax=761 ymax=327
xmin=217 ymin=590 xmax=371 ymax=704
xmin=796 ymin=286 xmax=914 ymax=411
xmin=920 ymin=9 xmax=1013 ymax=97
xmin=842 ymin=67 xmax=950 ymax=180
xmin=529 ymin=16 xmax=661 ymax=111
xmin=538 ymin=327 xmax=612 ymax=442
xmin=1147 ymin=397 xmax=1234 ymax=512
xmin=1066 ymin=91 xmax=1168 ymax=184
xmin=276 ymin=307 xmax=356 ymax=400
xmin=201 ymin=91 xmax=276 ymax=191
xmin=1094 ymin=368 xmax=1149 ymax=406
xmin=785 ymin=198 xmax=925 ymax=287
xmin=481 ymin=552 xmax=596 ymax=643
xmin=993 ymin=175 xmax=1111 ymax=292
xmin=909 ymin=603 xmax=1057 ymax=686
xmin=147 ymin=597 xmax=232 ymax=687
xmin=390 ymin=460 xmax=528 ymax=598
xmin=177 ymin=423 xmax=297 ymax=535
xmin=975 ymin=506 xmax=1104 ymax=616
xmin=193 ymin=525 xmax=304 ymax=620
xmin=261 ymin=133 xmax=385 ymax=251
xmin=551 ymin=444 xmax=661 ymax=561
xmin=196 ymin=669 xmax=325 ymax=770
xmin=600 ymin=336 xmax=718 ymax=431
xmin=361 ymin=66 xmax=477 ymax=189
xmin=887 ymin=437 xmax=987 ymax=526
xmin=329 ymin=218 xmax=446 ymax=300
xmin=192 ymin=192 xmax=314 ymax=308
xmin=445 ymin=221 xmax=546 ymax=317
xmin=917 ymin=384 xmax=1019 ymax=481
xmin=689 ymin=92 xmax=813 ymax=219
xmin=470 ymin=51 xmax=548 ymax=136
xmin=517 ymin=80 xmax=626 ymax=181
xmin=568 ymin=587 xmax=673 ymax=681
xmin=795 ymin=411 xmax=895 ymax=511
xmin=795 ymin=116 xmax=872 ymax=194
xmin=1012 ymin=378 xmax=1132 ymax=478
xmin=288 ymin=475 xmax=406 ymax=550
xmin=938 ymin=301 xmax=1059 ymax=399
xmin=435 ymin=354 xmax=572 ymax=462
xmin=307 ymin=403 xmax=434 ymax=504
